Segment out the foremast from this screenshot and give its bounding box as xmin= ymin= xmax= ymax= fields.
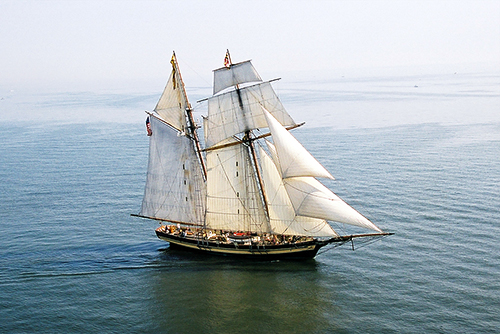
xmin=137 ymin=52 xmax=206 ymax=227
xmin=170 ymin=52 xmax=207 ymax=180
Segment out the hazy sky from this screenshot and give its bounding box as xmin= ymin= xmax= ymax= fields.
xmin=1 ymin=0 xmax=499 ymax=92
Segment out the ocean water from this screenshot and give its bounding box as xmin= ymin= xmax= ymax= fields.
xmin=1 ymin=69 xmax=499 ymax=333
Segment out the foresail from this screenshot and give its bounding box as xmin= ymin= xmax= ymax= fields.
xmin=154 ymin=61 xmax=188 ymax=131
xmin=259 ymin=145 xmax=338 ymax=237
xmin=205 ymin=82 xmax=295 ymax=147
xmin=205 ymin=138 xmax=268 ymax=233
xmin=140 ymin=116 xmax=206 ymax=224
xmin=213 ymin=60 xmax=262 ymax=95
xmin=284 ymin=177 xmax=382 ymax=232
xmin=263 ymin=108 xmax=334 ymax=179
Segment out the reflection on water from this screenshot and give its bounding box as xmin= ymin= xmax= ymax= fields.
xmin=148 ymin=248 xmax=343 ymax=333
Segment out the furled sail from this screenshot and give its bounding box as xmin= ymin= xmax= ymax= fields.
xmin=213 ymin=60 xmax=262 ymax=95
xmin=205 ymin=138 xmax=269 ymax=233
xmin=140 ymin=116 xmax=206 ymax=224
xmin=259 ymin=145 xmax=338 ymax=237
xmin=263 ymin=107 xmax=334 ymax=179
xmin=205 ymin=82 xmax=296 ymax=148
xmin=153 ymin=58 xmax=188 ymax=132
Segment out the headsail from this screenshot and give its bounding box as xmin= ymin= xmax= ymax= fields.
xmin=259 ymin=145 xmax=338 ymax=237
xmin=263 ymin=107 xmax=334 ymax=179
xmin=262 ymin=109 xmax=382 ymax=233
xmin=283 ymin=177 xmax=382 ymax=232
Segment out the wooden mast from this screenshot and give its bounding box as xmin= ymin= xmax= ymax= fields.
xmin=225 ymin=49 xmax=271 ymax=228
xmin=244 ymin=130 xmax=271 ymax=226
xmin=171 ymin=51 xmax=208 ymax=180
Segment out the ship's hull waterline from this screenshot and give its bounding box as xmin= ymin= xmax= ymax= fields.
xmin=154 ymin=228 xmax=352 ymax=260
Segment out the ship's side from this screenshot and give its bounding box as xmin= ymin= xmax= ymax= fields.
xmin=155 ymin=227 xmax=328 ymax=260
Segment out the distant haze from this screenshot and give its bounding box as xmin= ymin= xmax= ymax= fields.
xmin=1 ymin=0 xmax=499 ymax=93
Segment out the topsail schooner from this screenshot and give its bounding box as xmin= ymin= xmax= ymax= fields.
xmin=133 ymin=51 xmax=392 ymax=259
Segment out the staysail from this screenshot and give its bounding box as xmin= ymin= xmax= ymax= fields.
xmin=259 ymin=145 xmax=338 ymax=237
xmin=263 ymin=106 xmax=334 ymax=180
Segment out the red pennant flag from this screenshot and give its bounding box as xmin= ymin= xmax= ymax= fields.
xmin=224 ymin=51 xmax=231 ymax=68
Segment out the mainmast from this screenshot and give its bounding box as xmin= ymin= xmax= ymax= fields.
xmin=244 ymin=130 xmax=271 ymax=224
xmin=171 ymin=52 xmax=207 ymax=180
xmin=226 ymin=50 xmax=270 ymax=228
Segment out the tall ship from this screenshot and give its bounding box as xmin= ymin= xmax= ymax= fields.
xmin=133 ymin=51 xmax=392 ymax=260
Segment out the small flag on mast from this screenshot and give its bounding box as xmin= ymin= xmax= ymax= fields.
xmin=146 ymin=116 xmax=152 ymax=136
xmin=170 ymin=53 xmax=177 ymax=89
xmin=224 ymin=50 xmax=231 ymax=68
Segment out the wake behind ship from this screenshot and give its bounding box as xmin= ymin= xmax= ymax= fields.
xmin=132 ymin=51 xmax=392 ymax=259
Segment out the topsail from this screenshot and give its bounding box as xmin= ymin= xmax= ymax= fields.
xmin=153 ymin=56 xmax=190 ymax=131
xmin=213 ymin=60 xmax=262 ymax=95
xmin=205 ymin=82 xmax=296 ymax=148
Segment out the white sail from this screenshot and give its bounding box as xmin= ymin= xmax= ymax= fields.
xmin=140 ymin=116 xmax=206 ymax=224
xmin=265 ymin=139 xmax=280 ymax=171
xmin=154 ymin=65 xmax=188 ymax=131
xmin=213 ymin=60 xmax=262 ymax=95
xmin=284 ymin=177 xmax=382 ymax=232
xmin=263 ymin=107 xmax=334 ymax=180
xmin=259 ymin=146 xmax=338 ymax=237
xmin=205 ymin=138 xmax=268 ymax=233
xmin=205 ymin=82 xmax=296 ymax=147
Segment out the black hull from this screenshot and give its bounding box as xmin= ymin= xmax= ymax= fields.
xmin=155 ymin=230 xmax=331 ymax=260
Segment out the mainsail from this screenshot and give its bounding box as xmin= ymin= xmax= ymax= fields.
xmin=205 ymin=137 xmax=268 ymax=233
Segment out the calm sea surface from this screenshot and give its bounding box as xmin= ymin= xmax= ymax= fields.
xmin=1 ymin=69 xmax=499 ymax=333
